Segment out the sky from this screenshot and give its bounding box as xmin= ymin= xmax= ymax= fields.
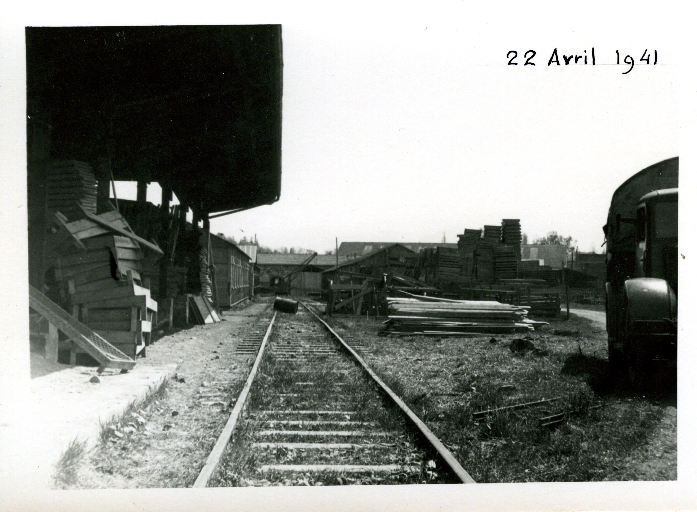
xmin=117 ymin=18 xmax=679 ymax=252
xmin=115 ymin=11 xmax=679 ymax=254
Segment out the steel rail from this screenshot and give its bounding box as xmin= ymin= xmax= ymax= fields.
xmin=299 ymin=301 xmax=476 ymax=484
xmin=192 ymin=311 xmax=277 ymax=487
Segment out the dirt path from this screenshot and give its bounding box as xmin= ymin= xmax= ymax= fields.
xmin=570 ymin=308 xmax=606 ymax=327
xmin=62 ymin=299 xmax=272 ymax=488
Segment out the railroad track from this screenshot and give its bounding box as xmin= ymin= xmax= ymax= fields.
xmin=194 ymin=299 xmax=474 ymax=487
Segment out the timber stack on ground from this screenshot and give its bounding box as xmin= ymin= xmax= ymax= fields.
xmin=382 ymin=296 xmax=545 ymax=336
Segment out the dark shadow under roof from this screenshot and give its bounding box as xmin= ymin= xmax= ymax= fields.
xmin=27 ymin=25 xmax=283 ymax=215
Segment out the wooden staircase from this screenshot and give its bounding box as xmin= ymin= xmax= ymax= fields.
xmin=29 ymin=285 xmax=136 ymax=370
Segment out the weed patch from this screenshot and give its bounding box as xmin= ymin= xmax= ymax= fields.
xmin=54 ymin=437 xmax=87 ymax=488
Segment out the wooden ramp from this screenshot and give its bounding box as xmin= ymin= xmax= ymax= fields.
xmin=29 ymin=285 xmax=136 ymax=370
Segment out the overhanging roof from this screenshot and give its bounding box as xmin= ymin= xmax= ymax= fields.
xmin=27 ymin=25 xmax=283 ymax=215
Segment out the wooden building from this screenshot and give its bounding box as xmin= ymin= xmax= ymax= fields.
xmin=338 ymin=241 xmax=457 ymax=260
xmin=238 ymin=243 xmax=260 ymax=295
xmin=211 ymin=234 xmax=252 ymax=308
xmin=322 ymin=244 xmax=418 ymax=288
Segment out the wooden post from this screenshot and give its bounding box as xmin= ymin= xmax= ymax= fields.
xmin=46 ymin=322 xmax=59 ymax=363
xmin=203 ymin=215 xmax=214 ymax=306
xmin=69 ymin=342 xmax=77 ymax=365
xmin=136 ymin=180 xmax=148 ymax=232
xmin=158 ymin=184 xmax=172 ymax=299
xmin=563 ymin=266 xmax=570 ymax=320
xmin=328 ymin=283 xmax=334 ymax=316
xmin=27 ymin=106 xmax=52 ymax=288
xmin=167 ymin=298 xmax=174 ymax=329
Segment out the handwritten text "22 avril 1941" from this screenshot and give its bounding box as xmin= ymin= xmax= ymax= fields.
xmin=506 ymin=48 xmax=658 ymax=74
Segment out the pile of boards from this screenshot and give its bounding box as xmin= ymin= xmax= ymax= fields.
xmin=382 ymin=296 xmax=545 ymax=336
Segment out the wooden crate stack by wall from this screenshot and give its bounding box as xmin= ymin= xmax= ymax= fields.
xmin=47 ymin=208 xmax=159 ymax=360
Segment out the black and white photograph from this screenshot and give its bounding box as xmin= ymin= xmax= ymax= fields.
xmin=1 ymin=3 xmax=695 ymax=511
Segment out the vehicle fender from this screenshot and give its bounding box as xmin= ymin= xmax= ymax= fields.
xmin=623 ymin=278 xmax=677 ymax=325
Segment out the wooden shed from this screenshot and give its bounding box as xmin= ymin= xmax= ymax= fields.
xmin=322 ymin=243 xmax=418 ymax=290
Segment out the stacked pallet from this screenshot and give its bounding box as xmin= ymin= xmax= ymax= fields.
xmin=475 ymin=243 xmax=495 ymax=282
xmin=383 ymin=297 xmax=538 ymax=335
xmin=483 ymin=225 xmax=502 ymax=244
xmin=457 ymin=229 xmax=480 ymax=280
xmin=501 ymin=219 xmax=522 ymax=260
xmin=434 ymin=247 xmax=461 ymax=282
xmin=47 ymin=161 xmax=98 ymax=221
xmin=494 ymin=245 xmax=518 ymax=280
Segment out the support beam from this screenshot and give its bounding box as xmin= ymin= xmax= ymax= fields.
xmin=136 ymin=181 xmax=148 ymax=203
xmin=46 ymin=322 xmax=59 ymax=363
xmin=158 ymin=184 xmax=172 ymax=300
xmin=27 ymin=108 xmax=52 ymax=287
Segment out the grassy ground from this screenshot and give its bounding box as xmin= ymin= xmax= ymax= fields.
xmin=325 ymin=312 xmax=676 ymax=483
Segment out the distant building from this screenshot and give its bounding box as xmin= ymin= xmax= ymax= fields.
xmin=255 ymin=253 xmax=353 ymax=295
xmin=574 ymin=252 xmax=606 ymax=282
xmin=338 ymin=241 xmax=457 ymax=259
xmin=520 ymin=244 xmax=571 ymax=269
xmin=210 ymin=234 xmax=252 ymax=307
xmin=322 ymin=243 xmax=418 ymax=290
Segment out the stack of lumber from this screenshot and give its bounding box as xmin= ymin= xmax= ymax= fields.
xmin=457 ymin=229 xmax=480 ymax=280
xmin=475 ymin=243 xmax=495 ymax=282
xmin=46 ymin=161 xmax=98 ymax=221
xmin=483 ymin=225 xmax=502 ymax=244
xmin=383 ymin=296 xmax=539 ymax=335
xmin=494 ymin=245 xmax=518 ymax=280
xmin=501 ymin=219 xmax=522 ymax=258
xmin=457 ymin=229 xmax=481 ymax=247
xmin=387 ymin=273 xmax=439 ymax=295
xmin=433 ymin=247 xmax=461 ymax=282
xmin=527 ymin=293 xmax=561 ymax=317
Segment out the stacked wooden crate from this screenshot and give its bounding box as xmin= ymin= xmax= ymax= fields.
xmin=46 ymin=161 xmax=98 ymax=221
xmin=47 ymin=209 xmax=161 ymax=360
